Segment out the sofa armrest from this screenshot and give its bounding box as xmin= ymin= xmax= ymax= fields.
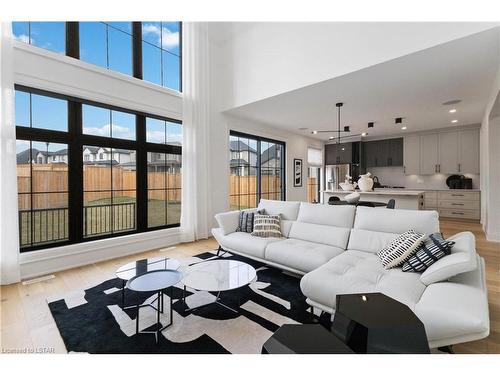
xmin=214 ymin=210 xmax=240 ymax=235
xmin=415 ymin=256 xmax=489 ymax=346
xmin=420 ymin=231 xmax=477 ymax=285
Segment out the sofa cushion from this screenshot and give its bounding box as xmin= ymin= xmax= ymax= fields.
xmin=265 ymin=238 xmax=344 ymax=273
xmin=347 ymin=229 xmax=399 ymax=254
xmin=289 ymin=222 xmax=351 ymax=249
xmin=296 ymin=202 xmax=356 ymax=228
xmin=353 ymin=207 xmax=439 ymax=235
xmin=420 ymin=231 xmax=477 ymax=285
xmin=212 ymin=228 xmax=283 ymax=258
xmin=258 ymin=199 xmax=301 ymax=221
xmin=300 ymin=250 xmax=426 ymax=311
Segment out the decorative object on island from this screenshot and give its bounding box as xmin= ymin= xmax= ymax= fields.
xmin=344 ymin=192 xmax=361 ymax=204
xmin=262 ymin=324 xmax=354 ymax=354
xmin=331 ymin=292 xmax=430 ymax=353
xmin=293 ymin=158 xmax=303 ymax=187
xmin=358 ymin=172 xmax=374 ymax=192
xmin=339 ymin=174 xmax=357 ymax=191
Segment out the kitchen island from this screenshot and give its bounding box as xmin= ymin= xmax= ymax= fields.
xmin=322 ymin=189 xmax=425 ymax=210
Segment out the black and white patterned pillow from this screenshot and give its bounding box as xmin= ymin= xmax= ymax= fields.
xmin=236 ymin=209 xmax=265 ymax=233
xmin=402 ymin=233 xmax=455 ymax=272
xmin=377 ymin=229 xmax=426 ymax=269
xmin=251 ymin=214 xmax=282 ymax=238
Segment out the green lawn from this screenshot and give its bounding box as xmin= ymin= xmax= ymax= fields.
xmin=20 ymin=198 xmax=181 ymax=247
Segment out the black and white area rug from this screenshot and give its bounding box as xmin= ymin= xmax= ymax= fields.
xmin=47 ymin=250 xmax=317 ymax=353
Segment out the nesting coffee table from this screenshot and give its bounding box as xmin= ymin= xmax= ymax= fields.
xmin=182 ymin=259 xmax=257 ymax=313
xmin=116 ymin=257 xmax=180 ymax=310
xmin=126 ymin=269 xmax=183 ymax=343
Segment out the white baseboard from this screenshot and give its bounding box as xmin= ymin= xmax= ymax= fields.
xmin=19 ymin=228 xmax=182 ymax=280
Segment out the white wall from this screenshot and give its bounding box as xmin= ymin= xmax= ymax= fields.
xmin=480 ymin=27 xmax=500 ymax=241
xmin=220 ymin=22 xmax=498 ymax=109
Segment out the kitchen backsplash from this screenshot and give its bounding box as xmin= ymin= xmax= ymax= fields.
xmin=369 ymin=167 xmax=480 ymax=190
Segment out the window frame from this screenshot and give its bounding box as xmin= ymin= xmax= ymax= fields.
xmin=12 ymin=22 xmax=182 ymax=92
xmin=15 ymin=85 xmax=182 ymax=253
xmin=229 ymin=130 xmax=286 ymax=210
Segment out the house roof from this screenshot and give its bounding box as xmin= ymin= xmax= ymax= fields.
xmin=84 ymin=146 xmax=100 ymax=153
xmin=16 ymin=148 xmax=39 ymax=164
xmin=230 ymin=140 xmax=256 ymax=153
xmin=261 ymin=144 xmax=280 ymax=164
xmin=83 ymin=160 xmax=119 ymax=166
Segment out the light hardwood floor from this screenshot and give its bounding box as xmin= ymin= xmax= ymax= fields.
xmin=1 ymin=221 xmax=498 ymax=354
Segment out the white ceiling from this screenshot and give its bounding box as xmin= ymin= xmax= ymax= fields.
xmin=225 ymin=27 xmax=500 ymax=142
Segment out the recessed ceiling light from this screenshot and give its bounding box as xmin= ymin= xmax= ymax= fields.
xmin=401 ymin=126 xmax=407 ymax=130
xmin=329 ymin=136 xmax=334 ymax=140
xmin=451 ymin=120 xmax=458 ymax=123
xmin=312 ymin=131 xmax=318 ymax=134
xmin=361 ymin=132 xmax=368 ymax=137
xmin=449 ymin=109 xmax=457 ymax=113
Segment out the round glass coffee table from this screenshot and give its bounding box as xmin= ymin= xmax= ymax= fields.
xmin=116 ymin=257 xmax=180 ymax=310
xmin=127 ymin=269 xmax=183 ymax=343
xmin=182 ymin=259 xmax=257 ymax=313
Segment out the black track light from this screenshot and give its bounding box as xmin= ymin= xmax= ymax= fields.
xmin=344 ymin=126 xmax=350 ymax=132
xmin=395 ymin=117 xmax=402 ymax=124
xmin=368 ymin=122 xmax=374 ymax=128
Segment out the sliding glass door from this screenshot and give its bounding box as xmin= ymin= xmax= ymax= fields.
xmin=229 ymin=131 xmax=285 ymax=210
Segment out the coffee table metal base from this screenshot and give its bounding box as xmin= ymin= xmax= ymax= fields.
xmin=122 ymin=279 xmax=165 ymax=311
xmin=183 ymin=285 xmax=238 ymax=314
xmin=135 ymin=287 xmax=174 ymax=344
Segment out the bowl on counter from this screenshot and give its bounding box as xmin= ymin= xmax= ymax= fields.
xmin=344 ymin=192 xmax=361 ymax=204
xmin=339 ymin=182 xmax=357 ymax=191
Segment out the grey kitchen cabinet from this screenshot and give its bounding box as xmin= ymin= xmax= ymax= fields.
xmin=438 ymin=131 xmax=459 ymax=174
xmin=404 ymin=135 xmax=420 ymax=175
xmin=364 ymin=138 xmax=403 ymax=168
xmin=325 ymin=143 xmax=353 ymax=164
xmin=459 ymin=129 xmax=480 ymax=174
xmin=363 ymin=141 xmax=379 ymax=167
xmin=420 ymin=133 xmax=439 ymax=174
xmin=388 ymin=138 xmax=403 ymax=166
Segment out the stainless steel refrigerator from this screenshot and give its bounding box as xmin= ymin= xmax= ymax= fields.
xmin=325 ymin=164 xmax=351 ymax=191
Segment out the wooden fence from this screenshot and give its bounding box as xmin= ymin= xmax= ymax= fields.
xmin=17 ymin=164 xmax=182 ymax=210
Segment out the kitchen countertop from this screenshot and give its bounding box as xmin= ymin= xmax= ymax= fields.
xmin=322 ymin=189 xmax=425 ymax=196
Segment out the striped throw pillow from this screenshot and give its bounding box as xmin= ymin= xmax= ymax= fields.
xmin=377 ymin=229 xmax=426 ymax=269
xmin=236 ymin=209 xmax=265 ymax=233
xmin=402 ymin=233 xmax=454 ymax=272
xmin=251 ymin=214 xmax=282 ymax=238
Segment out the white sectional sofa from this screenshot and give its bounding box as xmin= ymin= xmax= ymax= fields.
xmin=212 ymin=199 xmax=490 ymax=349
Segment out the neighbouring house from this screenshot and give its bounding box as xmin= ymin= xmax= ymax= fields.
xmin=229 ymin=140 xmax=257 ymax=176
xmin=260 ymin=144 xmax=282 ymax=175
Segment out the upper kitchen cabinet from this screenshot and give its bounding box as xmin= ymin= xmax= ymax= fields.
xmin=459 ymin=129 xmax=480 ymax=174
xmin=420 ymin=133 xmax=439 ymax=174
xmin=388 ymin=138 xmax=403 ymax=166
xmin=363 ymin=138 xmax=403 ymax=167
xmin=438 ymin=131 xmax=459 ymax=174
xmin=404 ymin=135 xmax=420 ymax=174
xmin=405 ymin=128 xmax=479 ymax=175
xmin=325 ymin=142 xmax=353 ymax=164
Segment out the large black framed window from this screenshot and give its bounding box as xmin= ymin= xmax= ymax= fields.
xmin=15 ymin=85 xmax=182 ymax=252
xmin=11 ymin=21 xmax=182 ymax=92
xmin=229 ymin=130 xmax=285 ymax=210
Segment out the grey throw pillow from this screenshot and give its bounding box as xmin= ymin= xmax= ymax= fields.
xmin=251 ymin=213 xmax=282 ymax=238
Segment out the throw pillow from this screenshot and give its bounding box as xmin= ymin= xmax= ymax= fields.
xmin=402 ymin=233 xmax=454 ymax=272
xmin=251 ymin=214 xmax=282 ymax=238
xmin=377 ymin=229 xmax=426 ymax=269
xmin=236 ymin=209 xmax=265 ymax=233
